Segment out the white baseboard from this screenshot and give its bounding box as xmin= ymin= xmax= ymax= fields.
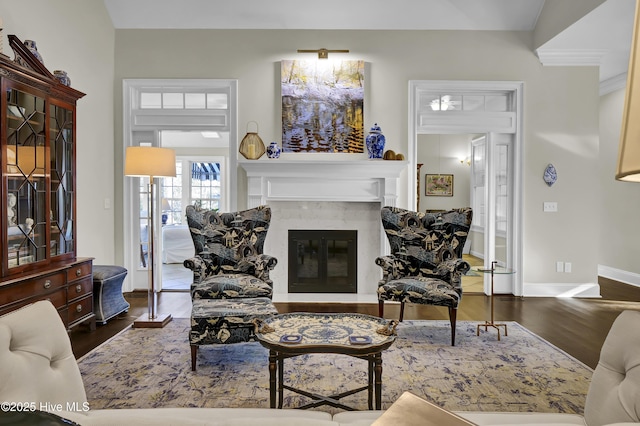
xmin=522 ymin=282 xmax=601 ymax=298
xmin=273 ymin=293 xmax=379 ymax=303
xmin=598 ymin=265 xmax=640 ymax=288
xmin=273 ymin=266 xmax=639 ymax=301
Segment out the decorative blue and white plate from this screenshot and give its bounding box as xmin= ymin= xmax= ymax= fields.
xmin=543 ymin=164 xmax=557 ymax=187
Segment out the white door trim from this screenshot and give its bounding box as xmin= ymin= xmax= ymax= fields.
xmin=121 ymin=79 xmax=238 ymax=292
xmin=408 ymin=80 xmax=523 ymax=296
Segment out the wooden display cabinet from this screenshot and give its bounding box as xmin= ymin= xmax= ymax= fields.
xmin=0 ymin=35 xmax=94 ymax=330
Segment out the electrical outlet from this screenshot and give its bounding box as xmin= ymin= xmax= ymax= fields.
xmin=543 ymin=202 xmax=558 ymax=212
xmin=564 ymin=262 xmax=572 ymax=273
xmin=556 ymin=261 xmax=564 ymax=272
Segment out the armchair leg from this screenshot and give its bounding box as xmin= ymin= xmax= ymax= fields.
xmin=448 ymin=307 xmax=457 ymax=346
xmin=378 ymin=300 xmax=385 ymax=318
xmin=399 ymin=302 xmax=405 ymax=322
xmin=191 ymin=345 xmax=198 ymax=371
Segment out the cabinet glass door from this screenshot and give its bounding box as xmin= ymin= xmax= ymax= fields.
xmin=5 ymin=88 xmax=47 ymax=268
xmin=49 ymin=104 xmax=74 ymax=256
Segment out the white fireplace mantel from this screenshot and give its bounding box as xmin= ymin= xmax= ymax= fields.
xmin=240 ymin=159 xmax=408 ymax=207
xmin=239 ymin=159 xmax=407 ymax=302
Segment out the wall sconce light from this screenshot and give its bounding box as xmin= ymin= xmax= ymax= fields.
xmin=459 ymin=157 xmax=471 ymax=166
xmin=297 ymin=48 xmax=349 ymax=59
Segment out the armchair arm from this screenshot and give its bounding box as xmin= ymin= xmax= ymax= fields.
xmin=430 ymin=258 xmax=470 ymax=291
xmin=183 ymin=256 xmax=207 ymax=283
xmin=375 ymin=255 xmax=411 ymax=283
xmin=236 ymin=254 xmax=278 ymax=286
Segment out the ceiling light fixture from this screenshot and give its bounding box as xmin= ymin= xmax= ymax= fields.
xmin=297 ymin=48 xmax=349 ymax=59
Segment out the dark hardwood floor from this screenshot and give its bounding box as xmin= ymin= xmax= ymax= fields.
xmin=69 ymin=277 xmax=640 ymax=369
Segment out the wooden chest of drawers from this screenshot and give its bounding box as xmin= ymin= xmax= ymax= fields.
xmin=0 ymin=257 xmax=95 ymax=330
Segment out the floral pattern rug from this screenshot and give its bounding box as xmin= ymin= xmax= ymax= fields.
xmin=78 ymin=319 xmax=592 ymax=415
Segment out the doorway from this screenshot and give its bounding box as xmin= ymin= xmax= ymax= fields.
xmin=122 ymin=79 xmax=237 ymax=293
xmin=158 ymin=151 xmax=227 ymax=291
xmin=409 ymin=81 xmax=522 ymax=296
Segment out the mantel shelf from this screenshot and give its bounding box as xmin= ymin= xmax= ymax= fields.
xmin=240 ymin=159 xmax=408 ymax=179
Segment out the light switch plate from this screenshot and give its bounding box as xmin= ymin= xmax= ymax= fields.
xmin=543 ymin=202 xmax=558 ymax=212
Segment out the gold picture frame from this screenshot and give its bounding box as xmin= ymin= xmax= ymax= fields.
xmin=425 ymin=174 xmax=453 ymax=197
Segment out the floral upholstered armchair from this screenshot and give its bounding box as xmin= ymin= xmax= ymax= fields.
xmin=376 ymin=206 xmax=473 ymax=346
xmin=184 ymin=204 xmax=277 ymax=299
xmin=183 ymin=204 xmax=278 ymax=371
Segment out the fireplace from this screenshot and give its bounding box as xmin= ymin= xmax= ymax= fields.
xmin=240 ymin=159 xmax=407 ymax=301
xmin=288 ymin=230 xmax=357 ymax=293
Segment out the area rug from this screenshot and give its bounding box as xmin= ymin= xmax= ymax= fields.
xmin=78 ymin=320 xmax=592 ymax=415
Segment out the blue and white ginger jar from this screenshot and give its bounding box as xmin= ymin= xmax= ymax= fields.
xmin=266 ymin=141 xmax=281 ymax=159
xmin=365 ymin=123 xmax=386 ymax=159
xmin=24 ymin=40 xmax=44 ymax=64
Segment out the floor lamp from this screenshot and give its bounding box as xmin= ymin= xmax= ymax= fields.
xmin=125 ymin=146 xmax=176 ymax=328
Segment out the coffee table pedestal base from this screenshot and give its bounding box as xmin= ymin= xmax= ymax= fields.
xmin=269 ymin=350 xmax=383 ymax=411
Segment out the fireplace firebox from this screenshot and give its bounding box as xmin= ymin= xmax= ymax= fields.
xmin=288 ymin=230 xmax=357 ymax=293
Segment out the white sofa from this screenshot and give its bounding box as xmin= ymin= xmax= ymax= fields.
xmin=162 ymin=224 xmax=195 ymax=264
xmin=0 ymin=301 xmax=638 ymax=426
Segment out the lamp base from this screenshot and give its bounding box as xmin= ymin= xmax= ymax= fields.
xmin=132 ymin=312 xmax=172 ymax=328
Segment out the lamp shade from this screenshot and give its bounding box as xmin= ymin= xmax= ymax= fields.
xmin=617 ymin=1 xmax=640 ymax=182
xmin=124 ymin=146 xmax=176 ymax=178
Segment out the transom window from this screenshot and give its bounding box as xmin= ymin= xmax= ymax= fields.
xmin=424 ymin=92 xmax=512 ymax=112
xmin=139 ymin=91 xmax=228 ymax=110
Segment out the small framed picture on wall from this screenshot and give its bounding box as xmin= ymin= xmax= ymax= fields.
xmin=425 ymin=174 xmax=453 ymax=197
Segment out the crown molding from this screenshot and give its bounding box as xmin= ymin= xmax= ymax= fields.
xmin=535 ymin=48 xmax=608 ymax=67
xmin=599 ymin=72 xmax=627 ymax=96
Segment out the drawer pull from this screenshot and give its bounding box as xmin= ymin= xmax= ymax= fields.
xmin=76 ymin=304 xmax=83 ymax=313
xmin=76 ymin=284 xmax=82 ymax=293
xmin=43 ymin=280 xmax=51 ymax=289
xmin=76 ymin=268 xmax=82 ymax=277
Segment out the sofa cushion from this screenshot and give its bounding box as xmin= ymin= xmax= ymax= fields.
xmin=0 ymin=301 xmax=88 ymax=411
xmin=377 ymin=277 xmax=462 ymax=308
xmin=333 ymin=410 xmax=587 ymax=426
xmin=192 ymin=274 xmax=273 ymax=299
xmin=58 ymin=407 xmax=334 ymax=426
xmin=584 ymin=310 xmax=640 ymax=426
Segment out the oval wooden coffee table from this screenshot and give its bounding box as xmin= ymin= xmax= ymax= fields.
xmin=254 ymin=312 xmax=397 ymax=411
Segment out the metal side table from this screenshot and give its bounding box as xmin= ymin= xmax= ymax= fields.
xmin=476 ymin=261 xmax=515 ymax=341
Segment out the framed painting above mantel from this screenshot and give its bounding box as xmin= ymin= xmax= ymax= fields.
xmin=281 ymin=59 xmax=364 ymax=153
xmin=425 ymin=174 xmax=453 ymax=197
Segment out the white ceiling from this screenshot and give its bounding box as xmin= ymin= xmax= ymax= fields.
xmin=103 ymin=0 xmax=634 ymax=87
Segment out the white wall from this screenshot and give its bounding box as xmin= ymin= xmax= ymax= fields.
xmin=113 ymin=29 xmax=600 ymax=291
xmin=598 ymin=88 xmax=640 ymax=285
xmin=416 ymin=134 xmax=472 ymax=212
xmin=1 ymin=2 xmax=606 ymax=293
xmin=1 ymin=0 xmax=116 ymax=265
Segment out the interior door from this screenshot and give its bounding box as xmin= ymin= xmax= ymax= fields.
xmin=409 ymin=80 xmax=522 ymax=295
xmin=477 ymin=133 xmax=514 ymax=294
